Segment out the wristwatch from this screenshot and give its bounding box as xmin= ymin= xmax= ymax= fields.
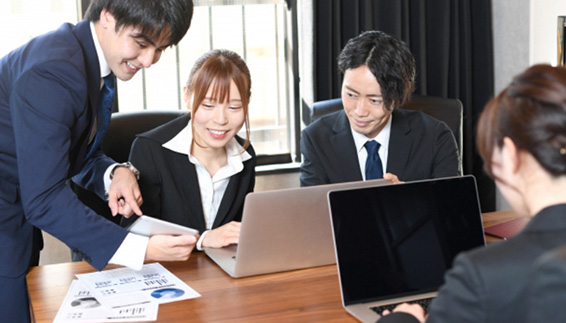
xmin=110 ymin=162 xmax=140 ymax=180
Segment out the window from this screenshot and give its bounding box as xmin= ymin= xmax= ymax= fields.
xmin=0 ymin=0 xmax=80 ymax=57
xmin=0 ymin=0 xmax=300 ymax=167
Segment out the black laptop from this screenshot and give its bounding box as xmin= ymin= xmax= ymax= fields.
xmin=327 ymin=175 xmax=486 ymax=322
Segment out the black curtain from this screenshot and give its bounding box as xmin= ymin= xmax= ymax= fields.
xmin=312 ymin=0 xmax=495 ymax=211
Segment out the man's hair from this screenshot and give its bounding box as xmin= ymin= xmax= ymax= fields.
xmin=337 ymin=30 xmax=415 ymax=110
xmin=84 ymin=0 xmax=194 ymax=46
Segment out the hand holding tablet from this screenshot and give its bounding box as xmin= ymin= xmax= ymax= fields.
xmin=126 ymin=215 xmax=199 ymax=237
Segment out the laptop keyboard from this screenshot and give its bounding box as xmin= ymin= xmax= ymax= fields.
xmin=370 ymin=297 xmax=434 ymax=317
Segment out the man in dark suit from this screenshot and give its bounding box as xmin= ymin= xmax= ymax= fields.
xmin=0 ymin=1 xmax=195 ymax=322
xmin=300 ymin=31 xmax=460 ymax=186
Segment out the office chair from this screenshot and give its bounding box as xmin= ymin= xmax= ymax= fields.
xmin=309 ymin=94 xmax=464 ymax=159
xmin=70 ymin=110 xmax=186 ymax=225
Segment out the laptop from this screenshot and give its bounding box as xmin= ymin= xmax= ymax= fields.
xmin=204 ymin=179 xmax=389 ymax=278
xmin=327 ymin=175 xmax=485 ymax=322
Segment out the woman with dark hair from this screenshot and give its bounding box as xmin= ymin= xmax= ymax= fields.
xmin=125 ymin=49 xmax=255 ymax=251
xmin=380 ymin=64 xmax=566 ymax=322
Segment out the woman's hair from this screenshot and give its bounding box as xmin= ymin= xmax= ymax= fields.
xmin=477 ymin=64 xmax=566 ymax=177
xmin=186 ymin=49 xmax=252 ymax=149
xmin=337 ymin=30 xmax=415 ymax=110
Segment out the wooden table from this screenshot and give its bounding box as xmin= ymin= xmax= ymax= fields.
xmin=27 ymin=253 xmax=351 ymax=323
xmin=27 ymin=210 xmax=522 ymax=322
xmin=481 ymin=209 xmax=529 ymax=242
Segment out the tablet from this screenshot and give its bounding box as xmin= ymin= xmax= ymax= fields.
xmin=126 ymin=215 xmax=199 ymax=237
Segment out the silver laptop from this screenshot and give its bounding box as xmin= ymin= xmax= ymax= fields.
xmin=328 ymin=176 xmax=486 ymax=322
xmin=204 ymin=179 xmax=389 ymax=278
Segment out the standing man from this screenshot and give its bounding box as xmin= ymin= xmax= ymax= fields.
xmin=300 ymin=31 xmax=461 ymax=186
xmin=0 ymin=1 xmax=196 ymax=322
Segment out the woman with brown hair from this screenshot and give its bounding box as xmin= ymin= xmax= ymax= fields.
xmin=125 ymin=49 xmax=255 ymax=252
xmin=380 ymin=64 xmax=566 ymax=322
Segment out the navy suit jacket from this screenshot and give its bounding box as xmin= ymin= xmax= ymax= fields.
xmin=0 ymin=21 xmax=128 ymax=278
xmin=124 ymin=114 xmax=256 ymax=232
xmin=300 ymin=109 xmax=460 ymax=186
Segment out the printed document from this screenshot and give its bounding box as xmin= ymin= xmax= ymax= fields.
xmin=76 ymin=262 xmax=201 ymax=309
xmin=53 ymin=280 xmax=158 ymax=323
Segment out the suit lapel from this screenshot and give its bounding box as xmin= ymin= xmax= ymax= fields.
xmin=213 ymin=175 xmax=240 ymax=228
xmin=72 ymin=20 xmax=102 ymax=162
xmin=330 ymin=111 xmax=363 ymax=181
xmin=182 ymin=162 xmax=208 ymax=230
xmin=387 ymin=109 xmax=413 ymax=178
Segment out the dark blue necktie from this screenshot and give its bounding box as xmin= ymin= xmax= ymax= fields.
xmin=86 ymin=74 xmax=115 ymax=159
xmin=365 ymin=140 xmax=383 ymax=180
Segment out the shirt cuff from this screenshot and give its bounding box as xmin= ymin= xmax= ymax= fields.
xmin=103 ymin=163 xmax=119 ymax=198
xmin=108 ymin=233 xmax=149 ymax=270
xmin=196 ymin=230 xmax=209 ymax=251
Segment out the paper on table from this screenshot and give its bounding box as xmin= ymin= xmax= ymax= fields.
xmin=53 ymin=280 xmax=158 ymax=323
xmin=76 ymin=262 xmax=201 ymax=309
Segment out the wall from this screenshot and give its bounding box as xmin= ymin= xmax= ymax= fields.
xmin=531 ymin=0 xmax=566 ymax=65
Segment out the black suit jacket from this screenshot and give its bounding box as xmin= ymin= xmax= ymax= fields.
xmin=379 ymin=204 xmax=566 ymax=323
xmin=125 ymin=114 xmax=256 ymax=233
xmin=526 ymin=245 xmax=566 ymax=322
xmin=429 ymin=204 xmax=566 ymax=322
xmin=299 ymin=109 xmax=460 ymax=186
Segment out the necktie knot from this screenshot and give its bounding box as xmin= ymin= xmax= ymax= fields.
xmin=103 ymin=74 xmax=115 ymax=92
xmin=365 ymin=140 xmax=380 ymax=156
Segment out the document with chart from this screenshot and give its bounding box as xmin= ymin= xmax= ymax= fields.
xmin=76 ymin=262 xmax=201 ymax=309
xmin=53 ymin=280 xmax=158 ymax=323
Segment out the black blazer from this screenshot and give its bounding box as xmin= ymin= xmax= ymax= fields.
xmin=125 ymin=114 xmax=256 ymax=233
xmin=300 ymin=109 xmax=460 ymax=186
xmin=380 ymin=204 xmax=566 ymax=323
xmin=526 ymin=245 xmax=566 ymax=322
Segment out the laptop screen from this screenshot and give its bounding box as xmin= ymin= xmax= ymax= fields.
xmin=328 ymin=176 xmax=485 ymax=306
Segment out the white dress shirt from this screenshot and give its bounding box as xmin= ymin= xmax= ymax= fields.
xmin=162 ymin=120 xmax=252 ymax=250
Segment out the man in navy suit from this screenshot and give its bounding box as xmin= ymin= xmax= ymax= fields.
xmin=0 ymin=1 xmax=196 ymax=322
xmin=300 ymin=31 xmax=460 ymax=186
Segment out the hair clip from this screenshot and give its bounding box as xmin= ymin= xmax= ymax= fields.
xmin=561 ymin=147 xmax=566 ymax=155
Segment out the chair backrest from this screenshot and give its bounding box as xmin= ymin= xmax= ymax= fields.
xmin=71 ymin=110 xmax=185 ymax=224
xmin=101 ymin=110 xmax=186 ymax=163
xmin=309 ymin=95 xmax=463 ymax=158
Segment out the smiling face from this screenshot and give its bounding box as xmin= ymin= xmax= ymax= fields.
xmin=341 ymin=65 xmax=392 ymax=139
xmin=187 ymin=79 xmax=246 ymax=153
xmin=95 ymin=9 xmax=171 ymax=81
